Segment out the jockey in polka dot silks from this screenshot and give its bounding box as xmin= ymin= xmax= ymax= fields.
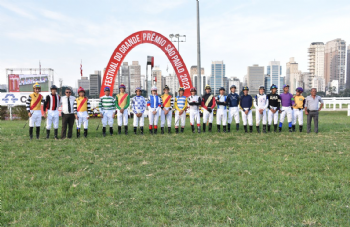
xmin=131 ymin=87 xmax=146 ymax=135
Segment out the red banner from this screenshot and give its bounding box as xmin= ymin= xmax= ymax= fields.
xmin=100 ymin=30 xmax=193 ymax=97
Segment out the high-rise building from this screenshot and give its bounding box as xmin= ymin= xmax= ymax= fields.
xmin=193 ymin=74 xmax=207 ymax=94
xmin=347 ymin=45 xmax=350 ymax=89
xmin=113 ymin=69 xmax=121 ymax=95
xmin=286 ymin=58 xmax=299 ymax=92
xmin=264 ymin=75 xmax=270 ymax=92
xmin=228 ymin=77 xmax=241 ymax=93
xmin=130 ymin=61 xmax=141 ymax=94
xmin=308 ymin=42 xmax=325 ymax=78
xmin=324 ymin=38 xmax=346 ymax=91
xmin=190 ymin=66 xmax=204 ymax=85
xmin=312 ymin=76 xmax=325 ymax=93
xmin=78 ymin=77 xmax=90 ymax=91
xmin=165 ymin=73 xmax=180 ymax=96
xmin=209 ymin=61 xmax=225 ymax=95
xmin=89 ymin=71 xmax=101 ymax=98
xmin=247 ymin=64 xmax=264 ymax=95
xmin=153 ymin=67 xmax=164 ymax=93
xmin=301 ymin=72 xmax=313 ymax=91
xmin=267 ymin=61 xmax=283 ymax=94
xmin=140 ymin=75 xmax=146 ymax=90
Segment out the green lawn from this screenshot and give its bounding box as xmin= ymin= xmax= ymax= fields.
xmin=1 ymin=111 xmax=350 ymax=226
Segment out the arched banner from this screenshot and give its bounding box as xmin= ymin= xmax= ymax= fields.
xmin=100 ymin=30 xmax=193 ymax=97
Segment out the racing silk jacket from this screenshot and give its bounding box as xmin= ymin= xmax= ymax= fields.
xmin=174 ymin=96 xmax=188 ymax=111
xmin=239 ymin=94 xmax=253 ymax=111
xmin=267 ymin=93 xmax=281 ymax=110
xmin=74 ymin=96 xmax=91 ymax=114
xmin=280 ymin=93 xmax=294 ymax=107
xmin=227 ymin=92 xmax=240 ymax=107
xmin=254 ymin=94 xmax=269 ymax=110
xmin=147 ymin=94 xmax=162 ymax=112
xmin=188 ymin=95 xmax=201 ymax=111
xmin=44 ymin=93 xmax=60 ymax=112
xmin=115 ymin=93 xmax=130 ymax=110
xmin=99 ymin=95 xmax=116 ymax=112
xmin=160 ymin=94 xmax=174 ymax=110
xmin=131 ymin=96 xmax=146 ymax=114
xmin=26 ymin=92 xmax=44 ymax=112
xmin=216 ymin=95 xmax=227 ymax=110
xmin=201 ymin=93 xmax=216 ymax=110
xmin=292 ymin=95 xmax=305 ymax=110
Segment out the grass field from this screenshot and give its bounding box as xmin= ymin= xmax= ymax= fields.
xmin=1 ymin=111 xmax=350 ymax=226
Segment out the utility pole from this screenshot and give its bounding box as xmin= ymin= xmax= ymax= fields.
xmin=196 ymin=0 xmax=202 ymax=96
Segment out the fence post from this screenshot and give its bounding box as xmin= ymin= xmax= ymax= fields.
xmin=333 ymin=98 xmax=336 ymax=110
xmin=348 ymin=104 xmax=350 ymax=116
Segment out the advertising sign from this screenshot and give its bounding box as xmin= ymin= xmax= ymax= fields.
xmin=8 ymin=74 xmax=49 ymax=92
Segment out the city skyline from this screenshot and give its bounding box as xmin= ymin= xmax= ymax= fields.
xmin=1 ymin=0 xmax=350 ymax=88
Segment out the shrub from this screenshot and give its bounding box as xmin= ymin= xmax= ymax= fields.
xmin=13 ymin=106 xmax=29 ymax=120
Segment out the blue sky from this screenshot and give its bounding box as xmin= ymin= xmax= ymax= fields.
xmin=1 ymin=0 xmax=349 ymax=87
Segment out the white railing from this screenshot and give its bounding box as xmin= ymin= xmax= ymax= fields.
xmin=322 ymin=97 xmax=350 ymax=110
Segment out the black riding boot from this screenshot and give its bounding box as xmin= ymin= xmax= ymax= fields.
xmin=154 ymin=128 xmax=157 ymax=134
xmin=299 ymin=125 xmax=303 ymax=132
xmin=134 ymin=127 xmax=137 ymax=134
xmin=256 ymin=126 xmax=260 ymax=133
xmin=54 ymin=129 xmax=58 ymax=139
xmin=103 ymin=127 xmax=106 ymax=137
xmin=279 ymin=127 xmax=282 ymax=133
xmin=181 ymin=127 xmax=184 ymax=133
xmin=263 ymin=125 xmax=267 ymax=133
xmin=77 ymin=129 xmax=80 ymax=138
xmin=197 ymin=126 xmax=201 ymax=133
xmin=36 ymin=127 xmax=40 ymax=139
xmin=110 ymin=127 xmax=113 ymax=135
xmin=274 ymin=124 xmax=278 ymax=132
xmin=217 ymin=125 xmax=221 ymax=133
xmin=118 ymin=126 xmax=122 ymax=134
xmin=175 ymin=128 xmax=179 ymax=134
xmin=244 ymin=125 xmax=247 ymax=133
xmin=46 ymin=129 xmax=50 ymax=139
xmin=289 ymin=127 xmax=293 ymax=133
xmin=29 ymin=127 xmax=33 ymax=140
xmin=227 ymin=123 xmax=231 ymax=132
xmin=125 ymin=126 xmax=128 ymax=135
xmin=191 ymin=125 xmax=195 ymax=133
xmin=168 ymin=127 xmax=171 ymax=134
xmin=140 ymin=127 xmax=144 ymax=135
xmin=84 ymin=129 xmax=88 ymax=138
xmin=161 ymin=127 xmax=164 ymax=134
xmin=202 ymin=123 xmax=206 ymax=132
xmin=292 ymin=125 xmax=296 ymax=132
xmin=150 ymin=128 xmax=153 ymax=135
xmin=223 ymin=126 xmax=227 ymax=133
xmin=268 ymin=125 xmax=271 ymax=132
xmin=209 ymin=123 xmax=212 ymax=132
xmin=249 ymin=126 xmax=253 ymax=133
xmin=236 ymin=123 xmax=239 ymax=131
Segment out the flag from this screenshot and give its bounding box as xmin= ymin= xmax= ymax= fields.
xmin=80 ymin=60 xmax=83 ymax=77
xmin=39 ymin=61 xmax=41 ymax=74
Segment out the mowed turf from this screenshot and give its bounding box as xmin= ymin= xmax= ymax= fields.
xmin=1 ymin=111 xmax=350 ymax=226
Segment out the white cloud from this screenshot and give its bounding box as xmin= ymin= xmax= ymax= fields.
xmin=0 ymin=0 xmax=36 ymax=19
